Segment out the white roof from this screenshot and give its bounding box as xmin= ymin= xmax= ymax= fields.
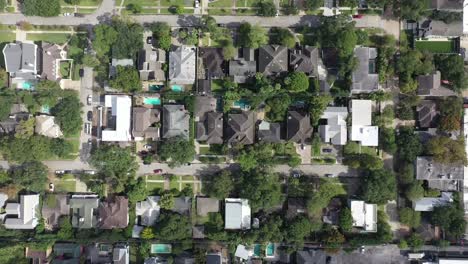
xmin=169 ymin=45 xmax=196 ymax=84
xmin=439 ymin=259 xmax=468 ymax=264
xmin=350 ymin=100 xmax=378 ymax=146
xmin=350 ymin=200 xmax=377 ymax=232
xmin=319 ymin=107 xmax=348 ymax=145
xmin=235 ymin=245 xmax=253 ymax=260
xmin=102 ymin=95 xmax=132 ymax=142
xmin=113 ymin=246 xmax=129 ymax=264
xmin=414 ymin=192 xmax=453 ymax=212
xmin=225 ymin=198 xmax=251 ymax=230
xmin=136 ymin=196 xmax=160 ymax=227
xmin=35 ymin=115 xmax=63 ymax=138
xmin=351 ymin=125 xmax=379 ymax=146
xmin=4 ymin=194 xmax=40 ymax=229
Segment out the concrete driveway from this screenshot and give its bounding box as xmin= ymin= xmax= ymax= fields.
xmin=79 ymin=67 xmax=94 ymax=161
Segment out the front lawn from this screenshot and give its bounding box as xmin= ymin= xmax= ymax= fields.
xmin=146 ymin=181 xmax=164 ymax=192
xmin=207 ymin=8 xmax=231 ymax=15
xmin=415 ymin=40 xmax=455 ymax=53
xmin=60 ymin=0 xmax=102 ymax=6
xmin=54 ymin=179 xmax=76 ymax=192
xmin=27 ymin=33 xmax=71 ymax=44
xmin=208 ymin=0 xmax=233 ymax=8
xmin=0 ymin=32 xmax=15 ymax=43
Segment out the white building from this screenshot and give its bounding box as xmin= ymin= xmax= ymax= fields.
xmin=169 ymin=45 xmax=196 ymax=84
xmin=4 ymin=194 xmax=40 ymax=229
xmin=225 ymin=198 xmax=251 ymax=230
xmin=135 ymin=196 xmax=161 ymax=227
xmin=35 ymin=115 xmax=63 ymax=138
xmin=319 ymin=107 xmax=348 ymax=145
xmin=350 ymin=200 xmax=377 ymax=233
xmin=102 ymin=95 xmax=132 ymax=142
xmin=413 ymin=192 xmax=453 ymax=212
xmin=350 ymin=100 xmax=378 ymax=146
xmin=113 ymin=244 xmax=130 ymax=264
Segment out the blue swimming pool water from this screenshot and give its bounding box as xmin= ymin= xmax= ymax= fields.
xmin=234 ymin=99 xmax=250 ymax=109
xmin=41 ymin=105 xmax=50 ymax=114
xmin=171 ymin=85 xmax=183 ymax=92
xmin=149 ymin=84 xmax=163 ymax=92
xmin=144 ymin=97 xmax=161 ymax=105
xmin=266 ymin=243 xmax=275 ymax=256
xmin=19 ymin=82 xmax=34 ymax=90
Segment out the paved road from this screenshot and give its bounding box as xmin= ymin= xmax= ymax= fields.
xmin=79 ymin=67 xmax=94 ymax=161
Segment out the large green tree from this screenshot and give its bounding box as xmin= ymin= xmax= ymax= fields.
xmin=23 ymin=0 xmax=60 ymax=17
xmin=360 ymin=169 xmax=397 ymax=204
xmin=150 ymin=22 xmax=172 ymax=51
xmin=9 ymin=161 xmax=48 ymax=192
xmin=238 ymin=169 xmax=283 ymax=211
xmin=399 ymin=0 xmax=429 ymax=20
xmin=158 ymin=137 xmax=195 ymax=168
xmin=438 ymin=97 xmax=463 ymax=131
xmin=256 ymin=0 xmax=276 ymax=16
xmin=111 ymin=19 xmax=144 ymax=59
xmin=309 ymin=94 xmax=332 ymax=126
xmin=52 ymin=94 xmax=82 ymax=136
xmin=427 ymin=136 xmax=467 ymax=165
xmin=405 ymin=181 xmax=425 ymax=201
xmin=432 ymin=203 xmax=467 ymax=238
xmin=399 ymin=207 xmax=421 ymax=228
xmin=126 ymin=178 xmax=148 ymax=203
xmin=154 ymin=212 xmax=191 ymax=241
xmin=339 ymin=207 xmax=353 ymax=232
xmin=435 ymin=54 xmax=466 ymax=91
xmin=284 ymin=72 xmax=309 ymax=93
xmin=237 ymin=23 xmax=268 ymax=49
xmin=203 ymin=170 xmax=234 ymax=199
xmin=270 ymin=28 xmax=296 ymax=48
xmin=308 ymin=178 xmax=346 ymax=215
xmin=265 ymin=94 xmax=291 ymax=122
xmin=109 ymin=66 xmax=142 ymax=92
xmin=396 ymin=126 xmax=421 ymax=163
xmin=93 ymin=24 xmax=118 ymax=57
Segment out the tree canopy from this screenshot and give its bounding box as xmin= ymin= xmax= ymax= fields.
xmin=339 ymin=207 xmax=353 ymax=232
xmin=431 ymin=202 xmax=467 ymax=238
xmin=256 ymin=1 xmax=277 ymax=16
xmin=238 ymin=169 xmax=283 ymax=212
xmin=149 ymin=22 xmax=172 ymax=51
xmin=405 ymin=181 xmax=425 ymax=201
xmin=435 ymin=54 xmax=467 ymax=91
xmin=308 ymin=178 xmax=346 ymax=215
xmin=158 ymin=137 xmax=195 ymax=168
xmin=203 ymin=170 xmax=234 ymax=200
xmin=154 ymin=212 xmax=191 ymax=241
xmin=126 ymin=178 xmax=148 ymax=203
xmin=23 ymin=0 xmax=60 ymax=17
xmin=237 ymin=23 xmax=268 ymax=49
xmin=285 ymin=215 xmax=315 ymax=243
xmin=51 ymin=94 xmax=82 ymax=137
xmin=309 ymin=94 xmax=332 ymax=126
xmin=9 ymin=161 xmax=48 ymax=192
xmin=360 ymin=169 xmax=397 ymax=204
xmin=438 ymin=97 xmax=463 ymax=131
xmin=399 ymin=207 xmax=421 ymax=228
xmin=270 ymin=28 xmax=296 ymax=48
xmin=285 ymin=72 xmax=309 ymax=93
xmin=93 ymin=19 xmax=143 ymax=59
xmin=398 ymin=0 xmax=427 ymax=20
xmin=396 ymin=126 xmax=422 ymax=163
xmin=109 ymin=66 xmax=142 ymax=92
xmin=427 ymin=136 xmax=467 ymax=165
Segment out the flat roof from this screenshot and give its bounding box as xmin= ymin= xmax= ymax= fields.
xmin=102 ymin=95 xmax=132 ymax=142
xmin=225 ymin=198 xmax=251 ymax=230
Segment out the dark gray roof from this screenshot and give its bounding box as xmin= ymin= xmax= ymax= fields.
xmin=172 ymin=197 xmax=191 ymax=215
xmin=138 ymin=48 xmax=166 ymax=81
xmin=289 ymin=46 xmax=320 ymax=76
xmin=416 ymin=156 xmax=463 ymax=191
xmin=196 ymin=197 xmax=220 ymax=216
xmin=132 ymin=107 xmax=160 ymax=140
xmin=417 ymin=100 xmax=438 ymax=128
xmin=258 ymin=45 xmax=288 ymax=77
xmin=286 ymin=198 xmax=307 ymax=219
xmin=296 ymin=250 xmax=328 ymax=264
xmin=98 ymin=196 xmax=129 ymax=229
xmin=199 ymin=48 xmax=225 ymax=79
xmin=229 ymin=48 xmax=256 ymax=83
xmin=206 ymin=253 xmax=222 ymax=264
xmin=69 ymin=195 xmax=99 ymax=229
xmin=226 ymin=111 xmax=256 ymax=145
xmin=417 ymin=71 xmax=456 ymax=96
xmin=351 ymin=47 xmax=379 ymax=93
xmin=430 ymin=0 xmax=463 ymax=9
xmin=257 ymin=120 xmax=282 ymax=143
xmin=196 ymin=112 xmax=223 ymax=144
xmin=192 ymin=225 xmax=205 ymax=239
xmin=194 ymin=96 xmax=216 ymax=120
xmin=162 ymin=104 xmax=190 ymax=140
xmin=286 ymin=111 xmax=313 ymax=143
xmin=0 ymin=104 xmax=31 ymax=134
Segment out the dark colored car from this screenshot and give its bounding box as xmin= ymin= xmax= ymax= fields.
xmin=146 ymin=36 xmax=153 ymax=45
xmin=322 ymin=148 xmax=333 ymax=153
xmin=79 ymin=69 xmax=84 ymax=77
xmin=153 ymin=169 xmax=163 ymax=174
xmin=87 ymin=111 xmax=93 ymax=121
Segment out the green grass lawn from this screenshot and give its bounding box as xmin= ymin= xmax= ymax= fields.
xmin=236 ymin=0 xmax=257 ymax=7
xmin=169 ymin=180 xmax=179 ymax=190
xmin=59 ymin=60 xmax=72 ymax=79
xmin=208 ymin=0 xmax=233 ymax=8
xmin=77 ymin=7 xmax=98 ymax=13
xmin=124 ymin=0 xmax=159 ymax=5
xmin=27 ymin=33 xmax=71 ymax=44
xmin=146 ymin=181 xmax=164 ymax=192
xmin=160 ymin=0 xmax=187 ymax=6
xmin=147 ymin=174 xmax=165 ymax=181
xmin=236 ymin=8 xmax=256 ymax=15
xmin=60 ymin=0 xmax=102 ymax=6
xmin=415 ymin=40 xmax=455 ymax=53
xmin=0 ymin=32 xmax=15 ymax=43
xmin=208 ymin=8 xmax=231 ymax=15
xmin=54 ymin=180 xmax=76 ymax=192
xmin=44 ymin=194 xmax=58 ymax=207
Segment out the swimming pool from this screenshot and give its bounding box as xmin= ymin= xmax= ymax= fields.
xmin=18 ymin=82 xmax=34 ymax=90
xmin=149 ymin=84 xmax=163 ymax=92
xmin=41 ymin=105 xmax=50 ymax=114
xmin=150 ymin=244 xmax=172 ymax=254
xmin=144 ymin=97 xmax=161 ymax=105
xmin=233 ymin=99 xmax=250 ymax=110
xmin=253 ymin=244 xmax=261 ymax=257
xmin=266 ymin=243 xmax=275 ymax=257
xmin=171 ymin=85 xmax=183 ymax=92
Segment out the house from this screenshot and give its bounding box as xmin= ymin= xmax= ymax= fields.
xmin=229 ymin=48 xmax=256 ymax=83
xmin=225 ymin=198 xmax=251 ymax=230
xmin=169 ymin=45 xmax=196 ymax=84
xmin=225 ymin=111 xmax=256 ymax=145
xmin=206 ymin=252 xmax=224 ymax=264
xmin=258 ymin=45 xmax=288 ymax=77
xmin=2 ymin=41 xmax=38 ymax=86
xmin=162 ymin=104 xmax=190 ymax=140
xmin=351 ymin=47 xmax=379 ymax=94
xmin=257 ymin=120 xmax=282 ymax=143
xmin=319 ymin=107 xmax=348 ymax=145
xmin=98 ymin=196 xmax=129 ymax=229
xmin=322 ymin=198 xmax=342 ymax=226
xmin=349 ymin=100 xmax=378 ymax=146
xmin=138 ymin=46 xmax=166 ymax=81
xmin=41 ymin=194 xmax=70 ymax=229
xmin=286 ymin=198 xmax=307 ymax=220
xmin=416 ymin=156 xmax=463 ymax=191
xmin=69 ymin=194 xmax=99 ymax=229
xmin=417 ymin=100 xmax=438 ymax=128
xmin=132 ymin=107 xmax=160 ymax=141
xmin=235 ymin=245 xmax=254 ymax=261
xmin=350 ymin=200 xmax=377 ymax=232
xmin=0 ymin=104 xmax=31 ymax=134
xmin=296 ymin=250 xmax=332 ymax=264
xmin=286 ymin=111 xmax=313 ymax=143
xmin=113 ymin=244 xmax=130 ymax=264
xmin=199 ymin=48 xmax=225 ymax=79
xmin=40 ymin=42 xmax=66 ymax=81
xmin=173 ymin=197 xmax=191 ymax=215
xmin=289 ymin=46 xmax=327 ymax=79
xmin=25 ymin=246 xmax=52 ymax=264
xmin=4 ymin=194 xmax=40 ymax=229
xmin=195 ymin=96 xmax=223 ymax=144
xmin=413 ymin=192 xmax=453 ymax=211
xmin=196 ymin=197 xmax=220 ymax=216
xmin=52 ymin=243 xmax=81 ymax=264
xmin=109 ymin=58 xmax=134 ymax=78
xmin=193 ymin=225 xmax=205 ymax=239
xmin=175 ymin=255 xmax=195 ymax=264
xmin=102 ymin=95 xmax=132 ymax=142
xmin=136 ymin=196 xmax=161 ymax=226
xmin=417 ymin=71 xmax=457 ymax=97
xmin=35 ymin=115 xmax=63 ymax=138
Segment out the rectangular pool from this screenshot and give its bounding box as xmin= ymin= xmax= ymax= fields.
xmin=144 ymin=97 xmax=161 ymax=105
xmin=151 ymin=244 xmax=172 ymax=254
xmin=18 ymin=82 xmax=34 ymax=90
xmin=266 ymin=243 xmax=275 ymax=257
xmin=171 ymin=85 xmax=183 ymax=92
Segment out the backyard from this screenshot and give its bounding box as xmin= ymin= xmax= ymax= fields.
xmin=59 ymin=60 xmax=72 ymax=79
xmin=415 ymin=39 xmax=455 ymax=53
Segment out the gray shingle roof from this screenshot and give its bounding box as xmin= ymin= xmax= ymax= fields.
xmin=162 ymin=104 xmax=190 ymax=140
xmin=196 ymin=197 xmax=220 ymax=216
xmin=289 ymin=46 xmax=320 ymax=76
xmin=169 ymin=45 xmax=196 ymax=84
xmin=258 ymin=45 xmax=288 ymax=77
xmin=69 ymin=195 xmax=99 ymax=229
xmin=138 ymin=48 xmax=166 ymax=81
xmin=199 ymin=48 xmax=225 ymax=79
xmin=286 ymin=111 xmax=313 ymax=143
xmin=257 ymin=120 xmax=282 ymax=143
xmin=98 ymin=196 xmax=129 ymax=229
xmin=229 ymin=48 xmax=256 ymax=83
xmin=3 ymin=42 xmax=38 ymax=80
xmin=417 ymin=71 xmax=456 ymax=96
xmin=196 ymin=112 xmax=223 ymax=144
xmin=226 ymin=111 xmax=256 ymax=145
xmin=40 ymin=42 xmax=62 ymax=81
xmin=416 ymin=156 xmax=463 ymax=191
xmin=132 ymin=107 xmax=160 ymax=140
xmin=351 ymin=47 xmax=379 ymax=93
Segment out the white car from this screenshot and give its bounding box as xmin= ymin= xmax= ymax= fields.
xmin=49 ymin=183 xmax=55 ymax=192
xmin=87 ymin=95 xmax=92 ymax=105
xmin=63 ymin=13 xmax=72 ymax=16
xmin=55 ymin=170 xmax=65 ymax=175
xmin=195 ymin=0 xmax=200 ymax=8
xmin=84 ymin=170 xmax=96 ymax=175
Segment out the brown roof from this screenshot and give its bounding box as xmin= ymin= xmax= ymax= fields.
xmin=286 ymin=111 xmax=313 ymax=143
xmin=25 ymin=247 xmax=51 ymax=263
xmin=41 ymin=194 xmax=70 ymax=228
xmin=132 ymin=107 xmax=160 ymax=140
xmin=98 ymin=196 xmax=129 ymax=229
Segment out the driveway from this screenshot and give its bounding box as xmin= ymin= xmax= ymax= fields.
xmin=79 ymin=67 xmax=94 ymax=161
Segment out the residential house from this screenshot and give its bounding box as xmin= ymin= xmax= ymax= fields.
xmin=417 ymin=71 xmax=457 ymax=97
xmin=0 ymin=103 xmax=31 ymax=134
xmin=40 ymin=42 xmax=66 ymax=81
xmin=109 ymin=58 xmax=134 ymax=78
xmin=258 ymin=45 xmax=288 ymax=77
xmin=350 ymin=200 xmax=377 ymax=232
xmin=413 ymin=192 xmax=453 ymax=211
xmin=98 ymin=196 xmax=129 ymax=229
xmin=349 ymin=100 xmax=378 ymax=146
xmin=417 ymin=100 xmax=438 ymax=128
xmin=162 ymin=104 xmax=190 ymax=140
xmin=286 ymin=198 xmax=307 ymax=220
xmin=135 ymin=196 xmax=161 ymax=226
xmin=113 ymin=244 xmax=130 ymax=264
xmin=351 ymin=47 xmax=379 ymax=94
xmin=296 ymin=250 xmax=332 ymax=264
xmin=225 ymin=111 xmax=256 ymax=145
xmin=4 ymin=194 xmax=40 ymax=229
xmin=132 ymin=107 xmax=160 ymax=141
xmin=235 ymin=245 xmax=254 ymax=261
xmin=173 ymin=197 xmax=191 ymax=216
xmin=2 ymin=41 xmax=38 ymax=86
xmin=319 ymin=107 xmax=348 ymax=145
xmin=69 ymin=194 xmax=99 ymax=229
xmin=102 ymin=95 xmax=132 ymax=142
xmin=229 ymin=48 xmax=256 ymax=83
xmin=196 ymin=197 xmax=220 ymax=217
xmin=35 ymin=115 xmax=63 ymax=138
xmin=322 ymin=198 xmax=342 ymax=226
xmin=199 ymin=48 xmax=226 ymax=79
xmin=169 ymin=45 xmax=196 ymax=84
xmin=195 ymin=96 xmax=223 ymax=144
xmin=257 ymin=120 xmax=282 ymax=143
xmin=286 ymin=111 xmax=313 ymax=143
xmin=52 ymin=243 xmax=81 ymax=264
xmin=25 ymin=246 xmax=52 ymax=264
xmin=192 ymin=225 xmax=205 ymax=239
xmin=225 ymin=198 xmax=251 ymax=230
xmin=206 ymin=252 xmax=224 ymax=264
xmin=175 ymin=255 xmax=195 ymax=264
xmin=416 ymin=156 xmax=463 ymax=191
xmin=138 ymin=46 xmax=166 ymax=81
xmin=41 ymin=194 xmax=70 ymax=229
xmin=289 ymin=46 xmax=327 ymax=79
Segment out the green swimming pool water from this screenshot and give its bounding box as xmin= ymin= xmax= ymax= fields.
xmin=41 ymin=105 xmax=50 ymax=114
xmin=144 ymin=97 xmax=161 ymax=105
xmin=171 ymin=85 xmax=183 ymax=92
xmin=266 ymin=243 xmax=275 ymax=256
xmin=234 ymin=99 xmax=250 ymax=109
xmin=149 ymin=84 xmax=163 ymax=92
xmin=253 ymin=244 xmax=261 ymax=257
xmin=151 ymin=244 xmax=172 ymax=254
xmin=19 ymin=82 xmax=34 ymax=90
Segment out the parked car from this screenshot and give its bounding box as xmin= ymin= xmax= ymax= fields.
xmin=146 ymin=36 xmax=153 ymax=45
xmin=194 ymin=0 xmax=200 ymax=8
xmin=322 ymin=148 xmax=333 ymax=153
xmin=55 ymin=170 xmax=65 ymax=175
xmin=291 ymin=171 xmax=301 ymax=178
xmin=144 ymin=144 xmax=153 ymax=150
xmin=49 ymin=183 xmax=55 ymax=192
xmin=63 ymin=12 xmax=72 ymax=16
xmin=84 ymin=122 xmax=91 ymax=134
xmin=153 ymin=169 xmax=163 ymax=174
xmin=64 ymin=170 xmax=73 ymax=174
xmin=79 ymin=69 xmax=84 ymax=77
xmin=87 ymin=95 xmax=92 ymax=105
xmin=88 ymin=138 xmax=92 ymax=145
xmin=353 ymin=14 xmax=363 ymax=19
xmin=74 ymin=13 xmax=84 ymax=17
xmin=84 ymin=170 xmax=96 ymax=175
xmin=87 ymin=111 xmax=93 ymax=122
xmin=325 ymin=173 xmax=336 ymax=178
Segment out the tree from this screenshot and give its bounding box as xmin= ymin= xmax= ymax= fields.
xmin=126 ymin=178 xmax=148 ymax=203
xmin=0 ymin=136 xmax=52 ymax=162
xmin=323 ymin=228 xmax=345 ymax=249
xmin=399 ymin=207 xmax=421 ymax=228
xmin=336 ymin=26 xmax=357 ymax=58
xmin=15 ymin=118 xmax=35 ymax=139
xmin=405 ymin=181 xmax=425 ymax=201
xmin=427 ymin=136 xmax=467 ymax=165
xmin=159 ymin=137 xmax=195 ymax=168
xmin=379 ymin=128 xmax=397 ymax=154
xmin=50 ymin=138 xmax=74 ymax=158
xmin=431 ymin=203 xmax=466 ymax=238
xmin=396 ymin=126 xmax=422 ymax=163
xmin=140 ymin=227 xmax=155 ymax=240
xmin=399 ymin=0 xmax=427 ymax=20
xmin=201 ymin=15 xmax=219 ymax=34
xmin=305 ymin=0 xmax=321 ymax=10
xmin=23 ymin=0 xmax=61 ymax=17
xmin=57 ymin=217 xmax=74 ymax=239
xmin=339 ymin=207 xmax=353 ymax=232
xmin=238 ymin=170 xmax=283 ymax=211
xmin=9 ymin=161 xmax=48 ymax=192
xmin=154 ymin=212 xmax=191 ymax=241
xmin=0 ymin=94 xmax=13 ymax=121
xmin=284 ymin=72 xmax=309 ymax=93
xmin=237 ymin=23 xmax=268 ymax=49
xmin=126 ymin=3 xmax=142 ymax=13
xmin=270 ymin=28 xmax=296 ymax=48
xmin=93 ymin=24 xmax=118 ymax=57
xmin=399 ymin=163 xmax=415 ymax=185
xmin=82 ymin=54 xmax=100 ymax=68
xmin=159 ymin=192 xmax=175 ymax=210
xmin=308 ymin=178 xmax=346 ymax=215
xmin=361 ymin=169 xmax=397 ymax=204
xmin=286 ymin=215 xmax=315 ymax=243
xmin=111 ymin=19 xmax=144 ymax=59
xmin=309 ymin=94 xmax=332 ymax=126
xmin=343 ymin=154 xmax=383 ymax=170
xmin=439 ymin=97 xmax=463 ymax=131
xmin=407 ymin=233 xmax=424 ymax=250
xmin=150 ymin=22 xmax=172 ymax=51
xmin=203 ymin=170 xmax=234 ymax=199
xmin=256 ymin=1 xmax=277 ymax=16
xmin=52 ymin=94 xmax=82 ymax=137
xmin=435 ymin=54 xmax=466 ymax=91
xmin=109 ymin=66 xmax=142 ymax=92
